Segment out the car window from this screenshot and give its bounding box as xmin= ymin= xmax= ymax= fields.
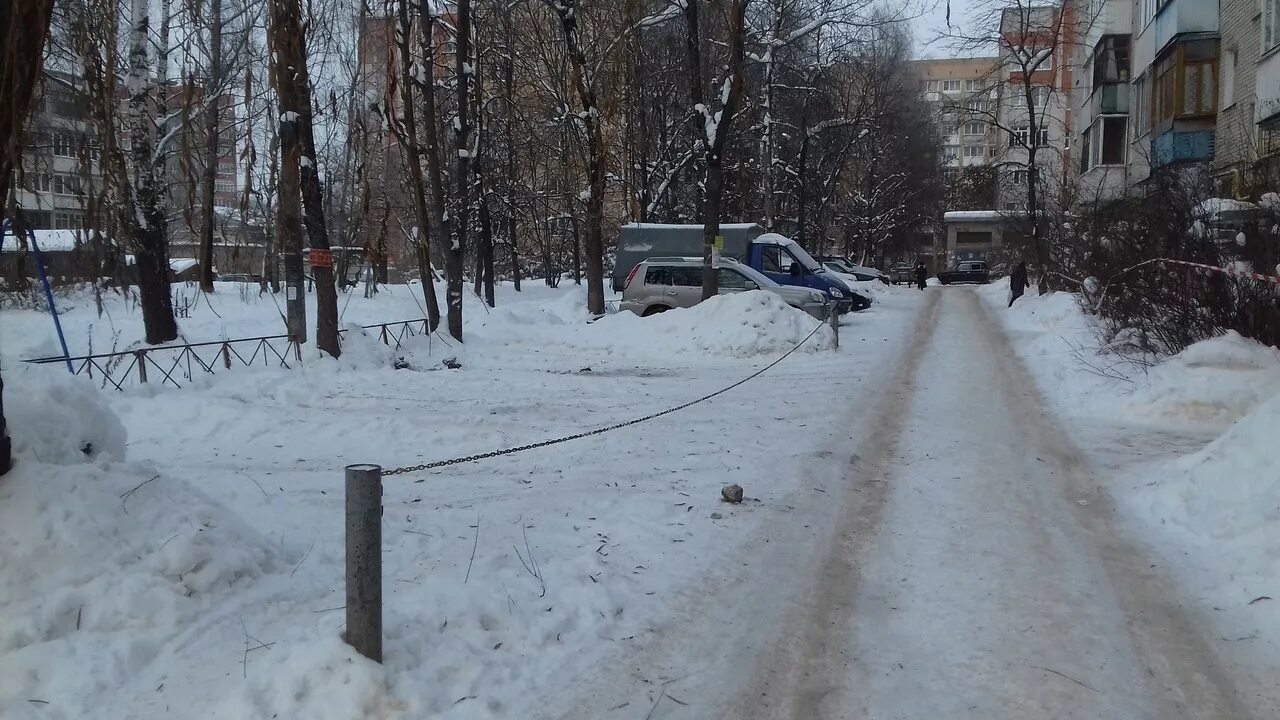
xmin=717 ymin=268 xmax=751 ymax=290
xmin=761 ymin=246 xmax=790 ymax=273
xmin=670 ymin=268 xmax=701 ymax=287
xmin=644 ymin=266 xmax=671 ymax=286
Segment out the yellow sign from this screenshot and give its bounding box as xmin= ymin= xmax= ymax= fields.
xmin=714 ymin=235 xmax=725 ymax=251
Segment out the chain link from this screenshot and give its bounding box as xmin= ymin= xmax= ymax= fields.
xmin=381 ymin=318 xmax=830 ymax=476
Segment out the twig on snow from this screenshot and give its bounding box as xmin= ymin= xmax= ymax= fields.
xmin=120 ymin=475 xmax=161 ymax=513
xmin=465 ymin=513 xmax=480 ymax=584
xmin=1030 ymin=665 xmax=1099 ymax=693
xmin=513 ymin=517 xmax=545 ymax=598
xmin=236 ymin=468 xmax=271 ymax=497
xmin=290 ymin=540 xmax=316 ymax=577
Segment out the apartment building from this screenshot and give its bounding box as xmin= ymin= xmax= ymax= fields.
xmin=1130 ymin=0 xmax=1219 ymax=181
xmin=914 ymin=57 xmax=1002 ymax=198
xmin=1071 ymin=0 xmax=1135 ymax=202
xmin=10 ymin=71 xmax=239 ymax=233
xmin=994 ymin=5 xmax=1075 ymax=212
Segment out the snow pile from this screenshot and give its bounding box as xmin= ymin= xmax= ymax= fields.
xmin=1126 ymin=331 xmax=1280 ymax=428
xmin=6 ymin=370 xmax=127 ymax=464
xmin=600 ymin=290 xmax=834 ymax=358
xmin=0 ymin=460 xmax=286 ymax=719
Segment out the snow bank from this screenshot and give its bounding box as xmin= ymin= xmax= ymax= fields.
xmin=0 ymin=460 xmax=285 ymax=719
xmin=598 ymin=290 xmax=834 ymax=358
xmin=6 ymin=370 xmax=126 ymax=464
xmin=1127 ymin=331 xmax=1280 ymax=428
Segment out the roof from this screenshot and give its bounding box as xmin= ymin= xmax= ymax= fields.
xmin=943 ymin=210 xmax=1028 ymax=222
xmin=621 ymin=223 xmax=761 ymax=231
xmin=1 ymin=229 xmax=99 ymax=252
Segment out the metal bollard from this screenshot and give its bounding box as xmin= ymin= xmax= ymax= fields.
xmin=345 ymin=464 xmax=383 ymax=663
xmin=829 ymin=308 xmax=839 ymax=349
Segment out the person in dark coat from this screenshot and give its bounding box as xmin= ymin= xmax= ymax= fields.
xmin=1009 ymin=261 xmax=1029 ymax=307
xmin=914 ymin=261 xmax=927 ymax=290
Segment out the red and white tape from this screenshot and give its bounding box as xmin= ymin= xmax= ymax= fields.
xmin=1159 ymin=258 xmax=1280 ymax=286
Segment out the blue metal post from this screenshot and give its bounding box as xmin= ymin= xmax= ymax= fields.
xmin=2 ymin=220 xmax=73 ymax=373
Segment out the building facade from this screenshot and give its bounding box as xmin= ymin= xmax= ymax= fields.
xmin=914 ymin=57 xmax=1003 ymax=202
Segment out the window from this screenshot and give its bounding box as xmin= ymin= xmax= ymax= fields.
xmin=1134 ymin=75 xmax=1149 ymax=135
xmin=51 ymin=174 xmax=80 ymax=195
xmin=1092 ymin=35 xmax=1131 ymax=88
xmin=942 ymin=80 xmax=961 ymax=92
xmin=925 ymin=80 xmax=939 ymax=92
xmin=964 ymin=122 xmax=985 ymax=135
xmin=1151 ymin=40 xmax=1220 ymax=127
xmin=1010 ymin=127 xmax=1029 ymax=147
xmin=53 ymin=212 xmax=81 ymax=230
xmin=967 ymin=99 xmax=984 ymax=112
xmin=963 ymin=145 xmax=984 ymax=157
xmin=670 ymin=268 xmax=701 ymax=287
xmin=1036 ymin=128 xmax=1050 ymax=147
xmin=1012 ymin=169 xmax=1028 ymax=184
xmin=53 ymin=133 xmax=74 ymax=157
xmin=760 ymin=245 xmax=793 ymax=273
xmin=717 ymin=269 xmax=752 ymax=291
xmin=215 ymin=182 xmax=236 ymax=194
xmin=1081 ymin=127 xmax=1092 ymax=173
xmin=966 ymin=79 xmax=983 ymax=91
xmin=1223 ymin=50 xmax=1236 ymax=108
xmin=1266 ymin=0 xmax=1280 ymax=53
xmin=943 ymin=145 xmax=960 ymax=162
xmin=988 ymin=145 xmax=998 ymax=158
xmin=644 ymin=267 xmax=672 ymax=286
xmin=1100 ymin=116 xmax=1126 ymax=164
xmin=26 ymin=173 xmax=51 ymax=192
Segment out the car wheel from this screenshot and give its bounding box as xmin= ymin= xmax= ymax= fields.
xmin=642 ymin=305 xmax=671 ymax=317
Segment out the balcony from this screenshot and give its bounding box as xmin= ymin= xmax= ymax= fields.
xmin=1152 ymin=129 xmax=1215 ymax=167
xmin=1091 ymin=83 xmax=1129 ymax=115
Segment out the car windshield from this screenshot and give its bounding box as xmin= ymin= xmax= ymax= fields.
xmin=825 ymin=260 xmax=856 ymax=274
xmin=787 ymin=243 xmax=824 ymax=272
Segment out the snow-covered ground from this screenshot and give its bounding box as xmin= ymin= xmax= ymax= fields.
xmin=0 ymin=281 xmax=919 ymax=719
xmin=979 ymin=279 xmax=1280 ymax=715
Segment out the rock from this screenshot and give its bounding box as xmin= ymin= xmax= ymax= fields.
xmin=710 ymin=512 xmax=724 ymax=520
xmin=722 ymin=484 xmax=744 ymax=503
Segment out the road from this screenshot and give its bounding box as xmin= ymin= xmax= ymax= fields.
xmin=549 ymin=288 xmax=1252 ymax=720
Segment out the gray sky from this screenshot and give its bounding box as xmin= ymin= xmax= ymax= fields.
xmin=912 ymin=0 xmax=987 ymax=59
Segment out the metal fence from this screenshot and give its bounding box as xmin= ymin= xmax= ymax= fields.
xmin=23 ymin=318 xmax=432 ymax=390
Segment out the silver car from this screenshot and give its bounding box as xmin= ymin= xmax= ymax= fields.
xmin=620 ymin=257 xmax=831 ymax=319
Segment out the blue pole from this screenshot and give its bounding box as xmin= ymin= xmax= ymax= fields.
xmin=2 ymin=220 xmax=73 ymax=373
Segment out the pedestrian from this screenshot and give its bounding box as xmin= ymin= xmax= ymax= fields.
xmin=914 ymin=261 xmax=927 ymax=291
xmin=1009 ymin=261 xmax=1029 ymax=307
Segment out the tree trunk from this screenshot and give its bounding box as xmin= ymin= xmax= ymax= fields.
xmin=445 ymin=0 xmax=472 ymax=341
xmin=198 ymin=0 xmax=222 ymax=293
xmin=394 ymin=0 xmax=440 ymax=329
xmin=796 ymin=127 xmax=809 ymax=245
xmin=127 ymin=0 xmax=178 ymax=344
xmin=478 ymin=191 xmax=495 ymax=306
xmin=270 ymin=0 xmax=307 ymax=343
xmin=416 ymin=1 xmax=459 ymax=339
xmin=509 ymin=215 xmax=520 ymax=292
xmin=1 ymin=0 xmax=57 ymax=475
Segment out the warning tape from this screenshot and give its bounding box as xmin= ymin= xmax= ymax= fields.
xmin=1158 ymin=258 xmax=1280 ymax=286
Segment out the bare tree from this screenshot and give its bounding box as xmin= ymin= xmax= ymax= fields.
xmin=685 ymin=0 xmax=750 ymax=300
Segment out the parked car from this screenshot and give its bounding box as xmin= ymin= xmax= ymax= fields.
xmin=817 ymin=256 xmax=890 ymax=285
xmin=614 ymin=223 xmax=857 ymax=313
xmin=217 ymin=273 xmax=259 ymax=283
xmin=937 ymin=261 xmax=991 ymax=285
xmin=620 ymin=257 xmax=833 ymax=319
xmin=890 ymin=264 xmax=916 ymax=285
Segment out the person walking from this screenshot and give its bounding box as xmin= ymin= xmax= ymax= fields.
xmin=914 ymin=261 xmax=928 ymax=291
xmin=1009 ymin=261 xmax=1029 ymax=307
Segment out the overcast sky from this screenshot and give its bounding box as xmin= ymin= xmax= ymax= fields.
xmin=912 ymin=0 xmax=990 ymax=59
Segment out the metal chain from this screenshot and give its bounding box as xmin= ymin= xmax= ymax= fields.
xmin=382 ymin=318 xmax=830 ymax=476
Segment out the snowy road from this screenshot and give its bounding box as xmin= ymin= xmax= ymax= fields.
xmin=557 ymin=289 xmax=1252 ymax=720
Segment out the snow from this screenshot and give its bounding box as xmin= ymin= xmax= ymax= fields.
xmin=943 ymin=210 xmax=1024 ymax=222
xmin=170 ymin=258 xmax=199 ymax=274
xmin=1 ymin=229 xmax=95 ymax=253
xmin=978 ymin=279 xmax=1280 ymax=713
xmin=1195 ymin=197 xmax=1256 ymax=218
xmin=0 ymin=280 xmax=918 ymax=718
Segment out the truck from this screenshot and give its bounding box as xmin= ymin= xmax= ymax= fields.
xmin=612 ymin=223 xmax=862 ymax=312
xmin=936 ymin=261 xmax=990 ymax=285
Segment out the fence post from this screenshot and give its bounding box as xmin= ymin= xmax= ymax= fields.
xmin=136 ymin=350 xmax=148 ymax=384
xmin=829 ymin=309 xmax=839 ymax=350
xmin=345 ymin=464 xmax=383 ymax=663
xmin=222 ymin=342 xmax=232 ymax=369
